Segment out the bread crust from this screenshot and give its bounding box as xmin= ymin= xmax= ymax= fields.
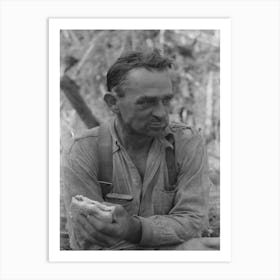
xmin=70 ymin=195 xmax=115 ymax=223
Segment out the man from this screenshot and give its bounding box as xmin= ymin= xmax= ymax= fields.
xmin=62 ymin=49 xmax=215 ymax=250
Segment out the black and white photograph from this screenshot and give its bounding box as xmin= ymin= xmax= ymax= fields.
xmin=53 ymin=19 xmax=229 ymax=257
xmin=1 ymin=1 xmax=279 ymax=279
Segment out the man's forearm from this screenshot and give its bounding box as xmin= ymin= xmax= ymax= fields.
xmin=136 ymin=214 xmax=202 ymax=247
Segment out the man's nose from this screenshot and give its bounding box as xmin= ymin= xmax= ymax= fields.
xmin=152 ymin=101 xmax=168 ymax=119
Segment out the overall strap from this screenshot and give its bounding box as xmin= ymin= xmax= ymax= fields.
xmin=97 ymin=123 xmax=113 ymax=197
xmin=165 ymin=134 xmax=177 ymax=187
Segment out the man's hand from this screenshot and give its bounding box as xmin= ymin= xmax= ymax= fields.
xmin=73 ymin=204 xmax=142 ymax=248
xmin=73 ymin=213 xmax=120 ymax=248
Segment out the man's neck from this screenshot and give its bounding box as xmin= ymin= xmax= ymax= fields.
xmin=115 ymin=117 xmax=153 ymax=152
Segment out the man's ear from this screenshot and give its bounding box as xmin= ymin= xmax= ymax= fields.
xmin=104 ymin=92 xmax=119 ymax=114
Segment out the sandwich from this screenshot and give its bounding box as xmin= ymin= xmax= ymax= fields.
xmin=70 ymin=195 xmax=115 ymax=223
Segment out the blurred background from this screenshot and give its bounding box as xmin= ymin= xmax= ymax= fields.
xmin=60 ymin=30 xmax=220 ymax=249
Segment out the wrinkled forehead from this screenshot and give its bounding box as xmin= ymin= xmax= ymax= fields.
xmin=123 ymin=68 xmax=173 ymax=94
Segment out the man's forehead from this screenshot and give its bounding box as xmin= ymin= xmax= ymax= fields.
xmin=124 ymin=68 xmax=172 ymax=90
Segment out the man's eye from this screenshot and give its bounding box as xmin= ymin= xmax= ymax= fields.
xmin=162 ymin=96 xmax=173 ymax=105
xmin=137 ymin=99 xmax=156 ymax=106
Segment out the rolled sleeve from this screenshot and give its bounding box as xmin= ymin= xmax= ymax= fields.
xmin=137 ymin=216 xmax=185 ymax=247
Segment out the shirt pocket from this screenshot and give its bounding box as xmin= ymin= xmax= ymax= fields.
xmin=152 ymin=185 xmax=177 ymax=215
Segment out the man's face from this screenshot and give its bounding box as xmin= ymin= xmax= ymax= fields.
xmin=116 ymin=68 xmax=173 ymax=137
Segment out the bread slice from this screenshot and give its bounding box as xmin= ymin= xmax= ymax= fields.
xmin=71 ymin=195 xmax=115 ymax=223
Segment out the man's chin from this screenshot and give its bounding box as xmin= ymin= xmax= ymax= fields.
xmin=145 ymin=126 xmax=167 ymax=137
xmin=125 ymin=122 xmax=169 ymax=137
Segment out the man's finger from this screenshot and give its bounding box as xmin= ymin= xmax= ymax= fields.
xmin=75 ymin=219 xmax=97 ymax=244
xmin=87 ymin=214 xmax=117 ymax=235
xmin=77 ymin=213 xmax=95 ymax=232
xmin=77 ymin=214 xmax=120 ymax=247
xmin=102 ymin=201 xmax=116 ymax=207
xmin=85 ymin=215 xmax=121 ymax=246
xmin=111 ymin=204 xmax=126 ymax=220
xmin=76 ymin=217 xmax=108 ymax=247
xmin=87 ymin=226 xmax=120 ymax=247
xmin=72 ymin=221 xmax=94 ymax=248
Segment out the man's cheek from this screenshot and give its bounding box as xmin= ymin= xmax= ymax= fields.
xmin=136 ymin=117 xmax=151 ymax=130
xmin=136 ymin=109 xmax=153 ymax=121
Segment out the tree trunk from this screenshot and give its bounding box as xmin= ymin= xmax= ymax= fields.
xmin=60 ymin=75 xmax=100 ymax=129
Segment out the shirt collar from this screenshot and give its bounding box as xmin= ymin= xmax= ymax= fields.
xmin=108 ymin=118 xmax=121 ymax=153
xmin=159 ymin=126 xmax=175 ymax=150
xmin=108 ymin=117 xmax=175 ymax=153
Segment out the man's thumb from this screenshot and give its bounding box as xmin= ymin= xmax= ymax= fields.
xmin=112 ymin=205 xmax=124 ymax=221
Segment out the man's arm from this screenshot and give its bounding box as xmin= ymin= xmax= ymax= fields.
xmin=61 ymin=135 xmax=105 ymax=249
xmin=75 ymin=131 xmax=211 ymax=249
xmin=136 ymin=132 xmax=211 ymax=247
xmin=62 ymin=129 xmax=210 ymax=249
xmin=62 ymin=134 xmax=142 ymax=249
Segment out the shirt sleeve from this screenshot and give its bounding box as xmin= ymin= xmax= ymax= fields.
xmin=61 ymin=136 xmax=104 ymax=250
xmin=137 ymin=132 xmax=211 ymax=247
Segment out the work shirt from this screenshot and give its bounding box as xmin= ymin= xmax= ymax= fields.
xmin=62 ymin=118 xmax=210 ymax=249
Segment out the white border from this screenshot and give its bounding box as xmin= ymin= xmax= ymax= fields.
xmin=49 ymin=18 xmax=231 ymax=262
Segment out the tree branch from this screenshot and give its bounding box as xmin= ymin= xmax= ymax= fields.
xmin=60 ymin=75 xmax=100 ymax=128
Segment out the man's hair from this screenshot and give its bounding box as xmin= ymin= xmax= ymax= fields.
xmin=106 ymin=49 xmax=172 ymax=97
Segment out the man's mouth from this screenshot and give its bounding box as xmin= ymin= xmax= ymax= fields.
xmin=149 ymin=122 xmax=166 ymax=128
